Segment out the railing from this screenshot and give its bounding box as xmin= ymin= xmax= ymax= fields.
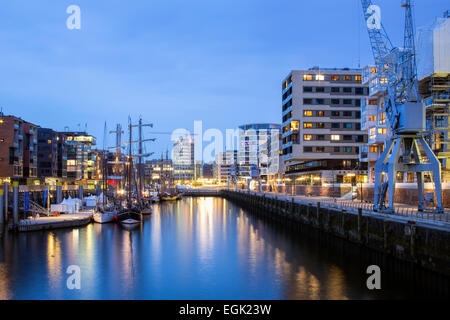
xmin=230 ymin=190 xmax=450 ymax=225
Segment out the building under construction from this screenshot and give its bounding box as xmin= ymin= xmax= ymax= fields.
xmin=417 ymin=11 xmax=450 ymax=182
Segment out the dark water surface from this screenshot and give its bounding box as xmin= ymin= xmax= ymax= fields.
xmin=0 ymin=197 xmax=446 ymax=300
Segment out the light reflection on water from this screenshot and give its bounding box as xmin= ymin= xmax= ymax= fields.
xmin=0 ymin=197 xmax=438 ymax=300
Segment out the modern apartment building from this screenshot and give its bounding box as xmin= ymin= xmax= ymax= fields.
xmin=0 ymin=114 xmax=38 ymax=182
xmin=238 ymin=123 xmax=281 ymax=180
xmin=37 ymin=128 xmax=59 ymax=178
xmin=281 ymin=68 xmax=368 ymax=185
xmin=172 ymin=136 xmax=195 ymax=182
xmin=359 ymin=66 xmax=389 ymax=183
xmin=214 ymin=150 xmax=238 ymax=184
xmin=22 ymin=121 xmax=38 ymax=180
xmin=60 ymin=132 xmax=97 ymax=180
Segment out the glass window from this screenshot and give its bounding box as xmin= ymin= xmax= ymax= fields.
xmin=331 ymin=135 xmax=340 ymax=141
xmin=331 ymin=75 xmax=340 ymax=81
xmin=303 ymin=75 xmax=313 ymax=81
xmin=304 ymin=135 xmax=313 ymax=141
xmin=316 ymin=74 xmax=325 ymax=81
xmin=303 ymin=122 xmax=313 ymax=128
xmin=303 ymin=110 xmax=313 ymax=117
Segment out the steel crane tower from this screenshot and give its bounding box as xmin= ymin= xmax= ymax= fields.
xmin=361 ymin=0 xmax=443 ymax=213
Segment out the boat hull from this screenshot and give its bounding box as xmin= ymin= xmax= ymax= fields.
xmin=93 ymin=212 xmax=117 ymax=224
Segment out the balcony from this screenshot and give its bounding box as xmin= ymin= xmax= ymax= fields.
xmin=282 ymin=82 xmax=292 ymax=95
xmin=360 ymin=148 xmax=378 ymax=162
xmin=368 ymin=133 xmax=387 ymax=145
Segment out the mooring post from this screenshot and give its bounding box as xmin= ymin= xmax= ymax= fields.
xmin=316 ymin=202 xmax=321 ymax=227
xmin=13 ymin=181 xmax=19 ymax=227
xmin=4 ymin=182 xmax=8 ymax=223
xmin=78 ymin=183 xmax=84 ymax=203
xmin=358 ymin=208 xmax=362 ymax=242
xmin=56 ymin=183 xmax=62 ymax=204
xmin=0 ymin=188 xmax=4 ymax=224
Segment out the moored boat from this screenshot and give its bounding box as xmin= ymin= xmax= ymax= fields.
xmin=93 ymin=211 xmax=118 ymax=224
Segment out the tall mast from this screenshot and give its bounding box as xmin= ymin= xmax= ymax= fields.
xmin=128 ymin=116 xmax=132 ymax=208
xmin=138 ymin=117 xmax=143 ymax=203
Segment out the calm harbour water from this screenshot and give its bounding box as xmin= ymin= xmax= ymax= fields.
xmin=0 ymin=197 xmax=445 ymax=300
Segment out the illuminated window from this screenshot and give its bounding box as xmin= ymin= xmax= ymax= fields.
xmin=380 ymin=78 xmax=388 ymax=84
xmin=303 ymin=110 xmax=313 ymax=117
xmin=379 ymin=112 xmax=386 ymax=125
xmin=355 ymin=75 xmax=362 ymax=82
xmin=303 ymin=75 xmax=313 ymax=81
xmin=369 ymin=146 xmax=378 ymax=153
xmin=291 ymin=121 xmax=300 ymax=131
xmin=369 ymin=127 xmax=376 ymax=140
xmin=378 ymin=128 xmax=387 ymax=134
xmin=0 ymin=119 xmax=4 ymax=124
xmin=316 ymin=122 xmax=325 ymax=128
xmin=370 ymin=67 xmax=378 ymax=74
xmin=317 ymin=111 xmax=324 ymax=117
xmin=368 ymin=116 xmax=377 ymax=122
xmin=331 ymin=135 xmax=340 ymax=141
xmin=343 ymin=75 xmax=352 ymax=81
xmin=304 ymin=135 xmax=313 ymax=141
xmin=331 ymin=75 xmax=340 ymax=81
xmin=303 ymin=122 xmax=313 ymax=128
xmin=316 ymin=74 xmax=325 ymax=81
xmin=67 ymin=160 xmax=77 ymax=166
xmin=47 ymin=140 xmax=52 ymax=144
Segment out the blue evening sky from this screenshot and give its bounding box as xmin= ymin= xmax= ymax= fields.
xmin=0 ymin=0 xmax=448 ymax=161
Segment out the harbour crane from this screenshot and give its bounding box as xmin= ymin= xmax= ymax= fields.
xmin=361 ymin=0 xmax=444 ymax=213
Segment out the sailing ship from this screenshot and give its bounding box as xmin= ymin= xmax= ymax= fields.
xmin=94 ymin=123 xmax=119 ymax=224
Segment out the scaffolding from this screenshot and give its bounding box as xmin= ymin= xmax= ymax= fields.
xmin=420 ymin=73 xmax=450 ymax=182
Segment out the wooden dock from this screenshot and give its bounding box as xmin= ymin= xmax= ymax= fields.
xmin=15 ymin=212 xmax=93 ymax=232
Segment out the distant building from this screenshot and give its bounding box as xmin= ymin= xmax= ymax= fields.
xmin=281 ymin=68 xmax=368 ymax=185
xmin=238 ymin=123 xmax=281 ymax=180
xmin=172 ymin=136 xmax=195 ymax=182
xmin=214 ymin=150 xmax=238 ymax=183
xmin=0 ymin=114 xmax=38 ymax=182
xmin=145 ymin=158 xmax=173 ymax=191
xmin=202 ymin=163 xmax=214 ymax=179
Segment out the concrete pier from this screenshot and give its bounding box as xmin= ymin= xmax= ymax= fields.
xmin=16 ymin=212 xmax=93 ymax=232
xmin=221 ymin=190 xmax=450 ymax=277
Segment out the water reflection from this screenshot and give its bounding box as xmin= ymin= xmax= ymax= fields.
xmin=0 ymin=198 xmax=445 ymax=300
